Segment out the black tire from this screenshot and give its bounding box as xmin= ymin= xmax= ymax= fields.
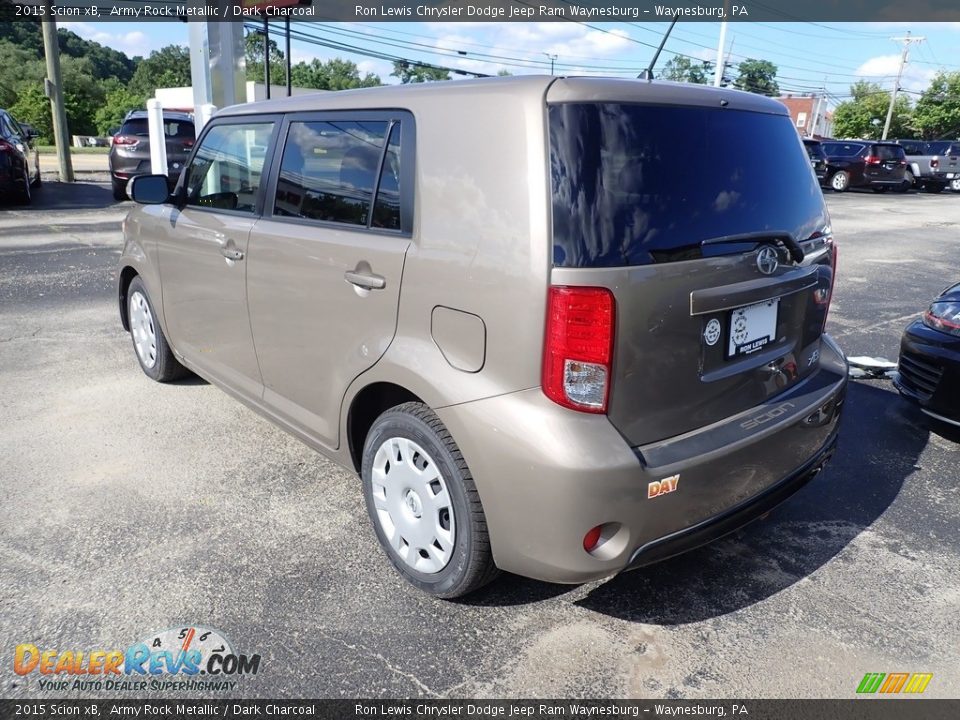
xmin=112 ymin=178 xmax=128 ymax=202
xmin=31 ymin=169 xmax=41 ymax=188
xmin=872 ymin=187 xmax=889 ymax=193
xmin=361 ymin=402 xmax=499 ymax=598
xmin=15 ymin=168 xmax=31 ymax=205
xmin=922 ymin=182 xmax=946 ymax=194
xmin=829 ymin=171 xmax=849 ymax=192
xmin=126 ymin=276 xmax=189 ymax=382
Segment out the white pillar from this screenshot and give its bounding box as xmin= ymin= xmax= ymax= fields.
xmin=196 ymin=104 xmax=218 ymax=135
xmin=713 ymin=21 xmax=728 ymax=88
xmin=146 ymin=99 xmax=168 ymax=176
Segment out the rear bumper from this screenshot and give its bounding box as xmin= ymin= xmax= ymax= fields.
xmin=437 ymin=335 xmax=848 ymax=584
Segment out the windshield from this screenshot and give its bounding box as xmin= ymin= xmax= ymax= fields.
xmin=549 ymin=103 xmax=827 ymax=267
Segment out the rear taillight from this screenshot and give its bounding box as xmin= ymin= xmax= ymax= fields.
xmin=0 ymin=139 xmax=13 ymax=153
xmin=931 ymin=158 xmax=940 ymax=169
xmin=864 ymin=155 xmax=880 ymax=165
xmin=816 ymin=239 xmax=838 ymax=331
xmin=542 ymin=286 xmax=615 ymax=414
xmin=112 ymin=135 xmax=137 ymax=146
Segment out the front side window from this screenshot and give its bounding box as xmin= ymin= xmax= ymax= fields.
xmin=184 ymin=122 xmax=274 ymax=213
xmin=274 ymin=120 xmax=389 ymax=226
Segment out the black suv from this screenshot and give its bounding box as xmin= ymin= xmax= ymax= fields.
xmin=0 ymin=108 xmax=40 ymax=205
xmin=108 ymin=110 xmax=195 ymax=201
xmin=820 ymin=141 xmax=908 ymax=193
xmin=803 ymin=139 xmax=828 ymax=182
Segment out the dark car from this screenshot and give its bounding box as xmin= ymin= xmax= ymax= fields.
xmin=803 ymin=138 xmax=828 ymax=182
xmin=108 ymin=110 xmax=195 ymax=201
xmin=0 ymin=108 xmax=41 ymax=205
xmin=894 ymin=282 xmax=960 ymax=429
xmin=820 ymin=141 xmax=908 ymax=193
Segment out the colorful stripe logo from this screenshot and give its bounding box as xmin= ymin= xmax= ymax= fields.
xmin=857 ymin=672 xmax=933 ymax=694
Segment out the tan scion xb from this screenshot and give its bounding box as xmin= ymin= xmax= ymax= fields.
xmin=119 ymin=76 xmax=848 ymax=598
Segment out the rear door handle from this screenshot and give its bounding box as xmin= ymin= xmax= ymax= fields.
xmin=220 ymin=247 xmax=244 ymax=261
xmin=344 ymin=270 xmax=386 ymax=290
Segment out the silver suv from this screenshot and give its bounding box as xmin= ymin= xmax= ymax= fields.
xmin=118 ymin=77 xmax=847 ymax=598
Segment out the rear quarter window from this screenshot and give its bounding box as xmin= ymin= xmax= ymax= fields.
xmin=549 ymin=103 xmax=827 ymax=267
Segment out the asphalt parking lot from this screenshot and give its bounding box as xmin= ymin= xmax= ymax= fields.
xmin=1 ymin=179 xmax=959 ymax=699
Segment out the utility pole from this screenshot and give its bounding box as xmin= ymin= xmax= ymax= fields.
xmin=544 ymin=53 xmax=557 ymax=76
xmin=882 ymin=32 xmax=924 ymax=140
xmin=713 ymin=21 xmax=727 ymax=87
xmin=40 ymin=4 xmax=73 ymax=183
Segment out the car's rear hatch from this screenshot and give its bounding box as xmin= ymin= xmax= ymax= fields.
xmin=546 ymin=79 xmax=836 ymax=447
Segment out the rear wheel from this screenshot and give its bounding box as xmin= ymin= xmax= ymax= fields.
xmin=361 ymin=402 xmax=498 ymax=598
xmin=830 ymin=171 xmax=849 ymax=192
xmin=896 ymin=171 xmax=914 ymax=193
xmin=922 ymin=182 xmax=946 ymax=194
xmin=126 ymin=276 xmax=188 ymax=382
xmin=951 ymin=178 xmax=960 ymax=192
xmin=872 ymin=186 xmax=889 ymax=193
xmin=15 ymin=167 xmax=31 ymax=205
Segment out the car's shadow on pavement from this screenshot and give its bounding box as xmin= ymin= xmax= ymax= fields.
xmin=0 ymin=181 xmax=123 ymax=211
xmin=465 ymin=382 xmax=928 ymax=618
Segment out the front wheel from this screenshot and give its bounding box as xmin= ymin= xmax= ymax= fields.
xmin=126 ymin=276 xmax=188 ymax=382
xmin=362 ymin=402 xmax=498 ymax=598
xmin=830 ymin=171 xmax=849 ymax=192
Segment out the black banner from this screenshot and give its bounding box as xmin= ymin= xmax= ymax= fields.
xmin=2 ymin=0 xmax=960 ymax=23
xmin=2 ymin=700 xmax=960 ymax=720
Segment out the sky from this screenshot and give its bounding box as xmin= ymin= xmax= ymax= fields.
xmin=58 ymin=20 xmax=960 ymax=107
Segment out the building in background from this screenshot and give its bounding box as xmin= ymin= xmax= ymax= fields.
xmin=777 ymin=94 xmax=834 ymax=139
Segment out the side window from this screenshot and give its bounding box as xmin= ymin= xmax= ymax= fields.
xmin=372 ymin=123 xmax=401 ymax=231
xmin=274 ymin=120 xmax=388 ymax=226
xmin=184 ymin=122 xmax=274 ymax=213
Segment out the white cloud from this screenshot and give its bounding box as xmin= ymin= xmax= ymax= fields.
xmin=59 ymin=23 xmax=154 ymax=56
xmin=853 ymin=54 xmax=937 ymax=93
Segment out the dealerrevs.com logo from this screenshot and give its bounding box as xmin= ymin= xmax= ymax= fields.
xmin=14 ymin=626 xmax=261 ymax=692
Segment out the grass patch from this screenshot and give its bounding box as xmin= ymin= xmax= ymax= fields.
xmin=37 ymin=146 xmax=110 ymax=155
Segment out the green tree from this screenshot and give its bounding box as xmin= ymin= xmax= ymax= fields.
xmin=734 ymin=59 xmax=779 ymax=96
xmin=94 ymin=84 xmax=147 ymax=136
xmin=912 ymin=71 xmax=960 ymax=140
xmin=9 ymin=83 xmax=52 ymax=143
xmin=658 ymin=56 xmax=709 ymax=84
xmin=497 ymin=69 xmax=513 ymax=77
xmin=128 ymin=45 xmax=191 ymax=98
xmin=832 ymin=81 xmax=913 ymax=140
xmin=391 ymin=61 xmax=450 ymax=84
xmin=245 ymin=31 xmax=286 ymax=85
xmin=290 ymin=57 xmax=380 ymax=90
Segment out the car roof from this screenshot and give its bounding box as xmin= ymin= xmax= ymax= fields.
xmin=802 ymin=138 xmax=821 ymax=144
xmin=217 ymin=75 xmax=790 ymax=118
xmin=124 ymin=110 xmax=194 ymax=121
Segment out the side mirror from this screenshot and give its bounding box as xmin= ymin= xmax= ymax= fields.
xmin=130 ymin=174 xmax=169 ymax=205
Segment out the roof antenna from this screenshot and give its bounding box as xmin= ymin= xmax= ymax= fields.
xmin=639 ymin=17 xmax=680 ymax=81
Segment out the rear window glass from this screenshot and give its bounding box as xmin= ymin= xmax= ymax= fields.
xmin=874 ymin=145 xmax=904 ymax=160
xmin=898 ymin=141 xmax=925 ymax=155
xmin=119 ymin=118 xmax=194 ymax=138
xmin=804 ymin=142 xmax=825 ymax=159
xmin=926 ymin=141 xmax=958 ymax=155
xmin=549 ymin=104 xmax=827 ymax=267
xmin=822 ymin=142 xmax=865 ymax=157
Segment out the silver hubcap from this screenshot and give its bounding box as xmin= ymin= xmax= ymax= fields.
xmin=952 ymin=179 xmax=960 ymax=191
xmin=371 ymin=437 xmax=455 ymax=574
xmin=832 ymin=173 xmax=847 ymax=190
xmin=129 ymin=291 xmax=157 ymax=369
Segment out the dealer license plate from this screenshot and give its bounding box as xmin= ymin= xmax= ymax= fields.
xmin=728 ymin=299 xmax=779 ymax=357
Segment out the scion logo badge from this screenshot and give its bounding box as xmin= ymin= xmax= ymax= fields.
xmin=756 ymin=246 xmax=779 ymax=275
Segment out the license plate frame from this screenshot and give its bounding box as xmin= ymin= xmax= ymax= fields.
xmin=727 ymin=299 xmax=779 ymax=358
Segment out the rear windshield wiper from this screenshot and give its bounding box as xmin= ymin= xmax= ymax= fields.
xmin=701 ymin=231 xmax=805 ymax=264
